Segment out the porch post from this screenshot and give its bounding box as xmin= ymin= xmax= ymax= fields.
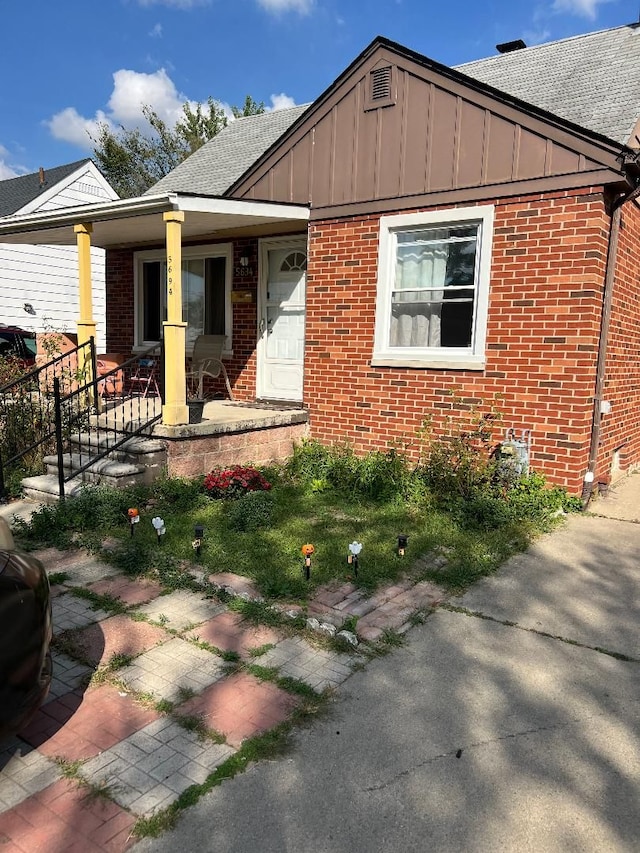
xmin=162 ymin=210 xmax=188 ymax=425
xmin=74 ymin=222 xmax=96 ymax=385
xmin=74 ymin=222 xmax=96 ymax=346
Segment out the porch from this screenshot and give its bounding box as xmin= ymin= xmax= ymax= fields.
xmin=149 ymin=398 xmax=309 ymax=479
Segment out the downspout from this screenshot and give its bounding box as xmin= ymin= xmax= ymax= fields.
xmin=583 ymin=178 xmax=640 ymax=508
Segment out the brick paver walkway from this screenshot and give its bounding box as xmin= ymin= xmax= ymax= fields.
xmin=116 ymin=638 xmax=226 ymax=703
xmin=79 ymin=718 xmax=235 ymax=817
xmin=258 ymin=636 xmax=359 ymax=691
xmin=67 ymin=615 xmax=170 ymax=667
xmin=184 ymin=611 xmax=282 ymax=657
xmin=52 ymin=593 xmax=110 ymax=633
xmin=0 ymin=540 xmax=445 ymax=851
xmin=19 ymin=686 xmax=160 ymax=762
xmin=175 ymin=672 xmax=299 ymax=747
xmin=133 ymin=590 xmax=226 ymax=631
xmin=0 ymin=777 xmax=136 ymax=852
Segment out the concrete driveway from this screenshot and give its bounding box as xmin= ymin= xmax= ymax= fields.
xmin=132 ymin=476 xmax=640 ymax=853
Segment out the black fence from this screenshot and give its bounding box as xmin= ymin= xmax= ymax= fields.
xmin=0 ymin=339 xmax=164 ymax=501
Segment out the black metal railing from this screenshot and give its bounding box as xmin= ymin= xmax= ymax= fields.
xmin=0 ymin=338 xmax=164 ymax=500
xmin=0 ymin=339 xmax=96 ymax=496
xmin=52 ymin=344 xmax=164 ymax=499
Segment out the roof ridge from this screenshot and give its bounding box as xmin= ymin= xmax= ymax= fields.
xmin=456 ymin=21 xmax=640 ymax=67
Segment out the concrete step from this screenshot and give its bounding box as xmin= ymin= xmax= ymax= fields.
xmin=67 ymin=434 xmax=167 ymax=485
xmin=43 ymin=453 xmax=146 ymax=489
xmin=22 ymin=474 xmax=86 ymax=505
xmin=70 ymin=433 xmax=166 ymax=455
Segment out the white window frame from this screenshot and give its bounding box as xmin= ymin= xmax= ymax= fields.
xmin=134 ymin=242 xmax=233 ymax=355
xmin=372 ymin=205 xmax=495 ymax=370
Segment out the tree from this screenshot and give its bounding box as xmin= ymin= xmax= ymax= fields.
xmin=93 ymin=96 xmax=265 ymax=198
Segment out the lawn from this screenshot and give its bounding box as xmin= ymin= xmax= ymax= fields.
xmin=13 ymin=439 xmax=581 ymax=600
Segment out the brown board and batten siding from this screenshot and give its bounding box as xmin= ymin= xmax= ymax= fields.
xmin=229 ymin=41 xmax=626 ymax=214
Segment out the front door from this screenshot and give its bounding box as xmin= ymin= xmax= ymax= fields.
xmin=258 ymin=239 xmax=306 ymax=401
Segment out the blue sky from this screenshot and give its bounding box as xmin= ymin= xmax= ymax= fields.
xmin=0 ymin=0 xmax=636 ymax=179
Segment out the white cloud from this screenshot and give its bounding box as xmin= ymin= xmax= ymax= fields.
xmin=46 ymin=107 xmax=112 ymax=149
xmin=0 ymin=144 xmax=27 ymax=178
xmin=46 ymin=68 xmax=191 ymax=148
xmin=149 ymin=22 xmax=163 ymax=37
xmin=107 ymin=68 xmax=185 ymax=125
xmin=269 ymin=93 xmax=297 ymax=110
xmin=0 ymin=160 xmax=19 ymax=179
xmin=137 ymin=0 xmax=210 ymax=8
xmin=551 ymin=0 xmax=615 ymax=18
xmin=256 ymin=0 xmax=314 ymax=14
xmin=523 ymin=27 xmax=552 ymax=44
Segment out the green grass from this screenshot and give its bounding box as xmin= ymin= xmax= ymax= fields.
xmin=13 ymin=449 xmax=576 ymax=598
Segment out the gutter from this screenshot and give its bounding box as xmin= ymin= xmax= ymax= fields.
xmin=0 ymin=193 xmax=180 ymax=238
xmin=583 ymin=172 xmax=640 ymax=508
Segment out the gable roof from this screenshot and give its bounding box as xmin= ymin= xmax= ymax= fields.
xmin=148 ymin=24 xmax=640 ymax=203
xmin=457 ymin=23 xmax=640 ymax=147
xmin=0 ymin=159 xmax=92 ymax=217
xmin=147 ymin=105 xmax=310 ymax=197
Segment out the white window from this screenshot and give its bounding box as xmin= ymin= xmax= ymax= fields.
xmin=135 ymin=243 xmax=232 ymax=353
xmin=373 ymin=206 xmax=494 ymax=369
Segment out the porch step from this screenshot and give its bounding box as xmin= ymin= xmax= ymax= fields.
xmin=22 ymin=474 xmax=86 ymax=505
xmin=44 ymin=453 xmax=146 ymax=488
xmin=68 ymin=434 xmax=167 ymax=485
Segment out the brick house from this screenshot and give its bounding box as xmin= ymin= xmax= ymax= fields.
xmin=2 ymin=24 xmax=640 ymax=493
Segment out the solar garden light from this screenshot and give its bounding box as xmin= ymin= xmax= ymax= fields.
xmin=127 ymin=507 xmax=140 ymax=537
xmin=348 ymin=541 xmax=362 ymax=577
xmin=397 ymin=534 xmax=408 ymax=557
xmin=151 ymin=516 xmax=166 ymax=543
xmin=301 ymin=543 xmax=315 ymax=581
xmin=193 ymin=523 xmax=205 ymax=557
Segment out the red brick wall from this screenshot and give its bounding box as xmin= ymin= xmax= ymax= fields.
xmin=304 ymin=188 xmax=611 ymax=493
xmin=105 ymin=249 xmax=135 ymax=354
xmin=104 ymin=239 xmax=261 ymax=400
xmin=597 ymin=199 xmax=640 ymax=479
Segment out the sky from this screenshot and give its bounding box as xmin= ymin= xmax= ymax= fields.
xmin=0 ymin=0 xmax=637 ymax=179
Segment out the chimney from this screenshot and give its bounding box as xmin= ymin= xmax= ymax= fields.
xmin=496 ymin=39 xmax=527 ymax=54
xmin=38 ymin=167 xmax=45 ymax=188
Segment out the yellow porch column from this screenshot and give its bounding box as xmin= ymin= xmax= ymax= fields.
xmin=162 ymin=210 xmax=189 ymax=425
xmin=74 ymin=222 xmax=96 ymax=385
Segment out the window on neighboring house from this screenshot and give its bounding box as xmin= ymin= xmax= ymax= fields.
xmin=136 ymin=244 xmax=232 ymax=352
xmin=373 ymin=206 xmax=495 ymax=369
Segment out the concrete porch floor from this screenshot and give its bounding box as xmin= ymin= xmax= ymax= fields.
xmin=152 ymin=399 xmax=309 ymax=438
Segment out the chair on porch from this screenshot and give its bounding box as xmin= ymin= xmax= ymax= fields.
xmin=129 ymin=357 xmax=160 ymax=398
xmin=186 ymin=335 xmax=234 ymax=400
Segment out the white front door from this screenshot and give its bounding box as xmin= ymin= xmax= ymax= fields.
xmin=258 ymin=239 xmax=306 ymax=401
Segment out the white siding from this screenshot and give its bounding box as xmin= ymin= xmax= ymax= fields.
xmin=32 ymin=166 xmax=114 ymax=213
xmin=0 ymin=164 xmax=117 ymax=353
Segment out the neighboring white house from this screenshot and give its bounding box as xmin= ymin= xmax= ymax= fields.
xmin=0 ymin=159 xmax=118 ymax=352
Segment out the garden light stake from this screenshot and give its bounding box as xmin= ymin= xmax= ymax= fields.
xmin=127 ymin=508 xmax=139 ymax=537
xmin=348 ymin=541 xmax=362 ymax=578
xmin=301 ymin=544 xmax=314 ymax=581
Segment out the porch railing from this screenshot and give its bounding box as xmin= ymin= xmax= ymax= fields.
xmin=0 ymin=339 xmax=164 ymax=501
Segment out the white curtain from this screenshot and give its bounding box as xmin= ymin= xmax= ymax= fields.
xmin=390 ymin=244 xmax=447 ymax=348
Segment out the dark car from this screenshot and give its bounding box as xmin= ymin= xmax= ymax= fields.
xmin=0 ymin=518 xmax=52 ymax=740
xmin=0 ymin=325 xmax=37 ymax=368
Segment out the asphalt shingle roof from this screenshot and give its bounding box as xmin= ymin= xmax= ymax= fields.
xmin=0 ymin=159 xmax=91 ymax=217
xmin=149 ymin=25 xmax=640 ymax=201
xmin=456 ymin=23 xmax=640 ymax=146
xmin=147 ymin=105 xmax=310 ymax=197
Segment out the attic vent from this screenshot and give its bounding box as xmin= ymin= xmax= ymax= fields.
xmin=364 ymin=64 xmax=396 ymax=112
xmin=371 ymin=66 xmax=392 ymax=101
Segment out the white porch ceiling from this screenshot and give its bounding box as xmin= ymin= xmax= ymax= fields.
xmin=0 ymin=193 xmax=310 ymax=248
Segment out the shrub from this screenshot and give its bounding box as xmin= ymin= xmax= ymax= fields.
xmin=204 ymin=465 xmax=271 ymax=500
xmin=226 ymin=490 xmax=274 ymax=532
xmin=285 ymin=439 xmax=413 ymax=501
